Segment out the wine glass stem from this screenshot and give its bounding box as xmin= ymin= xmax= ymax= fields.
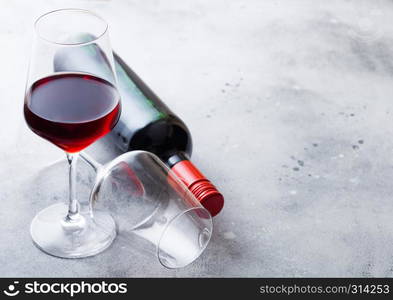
xmin=66 ymin=153 xmax=80 ymax=221
xmin=80 ymin=151 xmax=101 ymax=172
xmin=79 ymin=151 xmax=103 ymax=219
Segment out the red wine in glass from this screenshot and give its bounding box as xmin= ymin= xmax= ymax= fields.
xmin=24 ymin=73 xmax=121 ymax=153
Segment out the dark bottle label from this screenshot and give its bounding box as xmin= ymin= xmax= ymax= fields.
xmin=112 ymin=53 xmax=172 ymax=151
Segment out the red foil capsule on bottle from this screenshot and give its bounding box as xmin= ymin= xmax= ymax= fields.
xmin=170 ymin=160 xmax=224 ymax=217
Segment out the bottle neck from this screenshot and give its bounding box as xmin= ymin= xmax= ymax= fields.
xmin=168 ymin=153 xmax=224 ymax=217
xmin=166 ymin=152 xmax=190 ymax=168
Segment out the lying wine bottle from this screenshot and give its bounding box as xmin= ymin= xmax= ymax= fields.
xmin=54 ymin=44 xmax=224 ymax=216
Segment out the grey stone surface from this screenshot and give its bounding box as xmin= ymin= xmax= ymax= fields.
xmin=1 ymin=0 xmax=393 ymax=277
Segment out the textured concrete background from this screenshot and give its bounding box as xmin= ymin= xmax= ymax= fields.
xmin=1 ymin=0 xmax=393 ymax=277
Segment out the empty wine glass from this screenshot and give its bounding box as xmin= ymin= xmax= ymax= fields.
xmin=24 ymin=9 xmax=120 ymax=258
xmin=81 ymin=151 xmax=213 ymax=268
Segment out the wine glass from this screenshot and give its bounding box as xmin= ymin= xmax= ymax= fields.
xmin=81 ymin=151 xmax=213 ymax=268
xmin=24 ymin=9 xmax=121 ymax=258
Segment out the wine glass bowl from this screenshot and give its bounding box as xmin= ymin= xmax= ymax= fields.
xmin=24 ymin=9 xmax=120 ymax=258
xmin=34 ymin=9 xmax=108 ymax=45
xmin=24 ymin=73 xmax=121 ymax=153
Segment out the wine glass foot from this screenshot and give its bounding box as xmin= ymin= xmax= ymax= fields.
xmin=30 ymin=203 xmax=116 ymax=258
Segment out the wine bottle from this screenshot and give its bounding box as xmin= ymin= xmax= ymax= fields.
xmin=54 ymin=45 xmax=224 ymax=216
